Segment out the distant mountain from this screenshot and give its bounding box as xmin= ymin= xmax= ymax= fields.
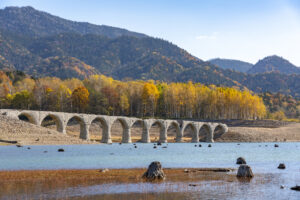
xmin=1 ymin=7 xmax=300 ymax=97
xmin=248 ymin=55 xmax=300 ymax=74
xmin=209 ymin=58 xmax=253 ymax=73
xmin=0 ymin=6 xmax=147 ymax=38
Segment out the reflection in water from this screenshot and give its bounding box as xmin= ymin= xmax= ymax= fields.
xmin=1 ymin=173 xmax=300 ymax=200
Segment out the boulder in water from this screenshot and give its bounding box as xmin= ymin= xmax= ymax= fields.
xmin=58 ymin=148 xmax=65 ymax=152
xmin=278 ymin=163 xmax=286 ymax=169
xmin=236 ymin=157 xmax=247 ymax=164
xmin=237 ymin=164 xmax=254 ymax=178
xmin=291 ymin=185 xmax=300 ymax=191
xmin=142 ymin=161 xmax=165 ymax=181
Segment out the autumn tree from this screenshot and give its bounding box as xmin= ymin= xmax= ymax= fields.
xmin=71 ymin=86 xmax=89 ymax=113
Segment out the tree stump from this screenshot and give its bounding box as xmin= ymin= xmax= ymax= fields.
xmin=236 ymin=157 xmax=247 ymax=164
xmin=142 ymin=161 xmax=165 ymax=181
xmin=237 ymin=164 xmax=254 ymax=178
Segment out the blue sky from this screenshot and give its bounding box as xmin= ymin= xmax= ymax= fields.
xmin=1 ymin=0 xmax=300 ymax=65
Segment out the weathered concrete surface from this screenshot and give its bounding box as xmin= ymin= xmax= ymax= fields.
xmin=0 ymin=109 xmax=228 ymax=143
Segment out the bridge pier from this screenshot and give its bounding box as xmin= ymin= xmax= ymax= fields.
xmin=101 ymin=123 xmax=112 ymax=143
xmin=141 ymin=127 xmax=150 ymax=143
xmin=79 ymin=123 xmax=90 ymax=140
xmin=122 ymin=127 xmax=132 ymax=143
xmin=159 ymin=126 xmax=167 ymax=143
xmin=206 ymin=128 xmax=214 ymax=143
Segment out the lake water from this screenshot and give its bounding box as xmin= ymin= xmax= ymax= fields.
xmin=1 ymin=143 xmax=300 ymax=199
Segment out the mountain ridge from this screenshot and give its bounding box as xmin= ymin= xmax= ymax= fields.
xmin=0 ymin=6 xmax=147 ymax=38
xmin=248 ymin=55 xmax=300 ymax=74
xmin=208 ymin=58 xmax=253 ymax=72
xmin=1 ymin=6 xmax=300 ymax=97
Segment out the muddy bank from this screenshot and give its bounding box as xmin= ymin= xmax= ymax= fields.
xmin=0 ymin=168 xmax=236 ymax=198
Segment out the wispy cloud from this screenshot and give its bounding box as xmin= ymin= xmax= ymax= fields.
xmin=196 ymin=32 xmax=218 ymax=40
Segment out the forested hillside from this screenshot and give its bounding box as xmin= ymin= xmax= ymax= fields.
xmin=1 ymin=6 xmax=300 ymax=98
xmin=0 ymin=71 xmax=266 ymax=120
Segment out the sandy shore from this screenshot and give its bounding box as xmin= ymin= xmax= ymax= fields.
xmin=0 ymin=115 xmax=300 ymax=145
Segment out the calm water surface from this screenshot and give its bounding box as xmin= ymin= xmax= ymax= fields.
xmin=0 ymin=142 xmax=300 ymax=199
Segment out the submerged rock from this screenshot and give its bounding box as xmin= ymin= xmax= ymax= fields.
xmin=290 ymin=185 xmax=300 ymax=191
xmin=58 ymin=148 xmax=64 ymax=152
xmin=236 ymin=157 xmax=247 ymax=165
xmin=208 ymin=144 xmax=212 ymax=147
xmin=237 ymin=164 xmax=254 ymax=178
xmin=142 ymin=161 xmax=165 ymax=181
xmin=278 ymin=163 xmax=286 ymax=169
xmin=157 ymin=141 xmax=162 ymax=146
xmin=99 ymin=168 xmax=109 ymax=173
xmin=274 ymin=144 xmax=279 ymax=147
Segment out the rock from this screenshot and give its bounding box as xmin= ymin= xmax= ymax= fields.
xmin=237 ymin=164 xmax=254 ymax=178
xmin=278 ymin=163 xmax=286 ymax=169
xmin=157 ymin=141 xmax=162 ymax=146
xmin=237 ymin=143 xmax=240 ymax=145
xmin=27 ymin=147 xmax=31 ymax=149
xmin=280 ymin=185 xmax=285 ymax=189
xmin=199 ymin=144 xmax=202 ymax=147
xmin=184 ymin=169 xmax=190 ymax=173
xmin=43 ymin=151 xmax=48 ymax=153
xmin=291 ymin=185 xmax=300 ymax=191
xmin=153 ymin=146 xmax=157 ymax=149
xmin=16 ymin=144 xmax=22 ymax=147
xmin=236 ymin=157 xmax=247 ymax=165
xmin=119 ymin=142 xmax=122 ymax=145
xmin=142 ymin=161 xmax=165 ymax=181
xmin=188 ymin=184 xmax=197 ymax=187
xmin=99 ymin=168 xmax=109 ymax=173
xmin=162 ymin=146 xmax=167 ymax=148
xmin=35 ymin=138 xmax=39 ymax=141
xmin=134 ymin=146 xmax=137 ymax=148
xmin=194 ymin=144 xmax=197 ymax=147
xmin=208 ymin=144 xmax=212 ymax=147
xmin=58 ymin=148 xmax=64 ymax=152
xmin=274 ymin=144 xmax=279 ymax=147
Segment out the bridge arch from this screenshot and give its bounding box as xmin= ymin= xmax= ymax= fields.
xmin=213 ymin=124 xmax=228 ymax=141
xmin=130 ymin=119 xmax=144 ymax=143
xmin=89 ymin=116 xmax=110 ymax=143
xmin=18 ymin=112 xmax=38 ymax=125
xmin=166 ymin=121 xmax=181 ymax=142
xmin=40 ymin=114 xmax=64 ymax=133
xmin=183 ymin=123 xmax=198 ymax=143
xmin=149 ymin=120 xmax=166 ymax=143
xmin=111 ymin=117 xmax=131 ymax=143
xmin=65 ymin=115 xmax=88 ymax=140
xmin=199 ymin=123 xmax=213 ymax=142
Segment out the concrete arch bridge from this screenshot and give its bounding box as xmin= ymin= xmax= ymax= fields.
xmin=0 ymin=109 xmax=228 ymax=143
